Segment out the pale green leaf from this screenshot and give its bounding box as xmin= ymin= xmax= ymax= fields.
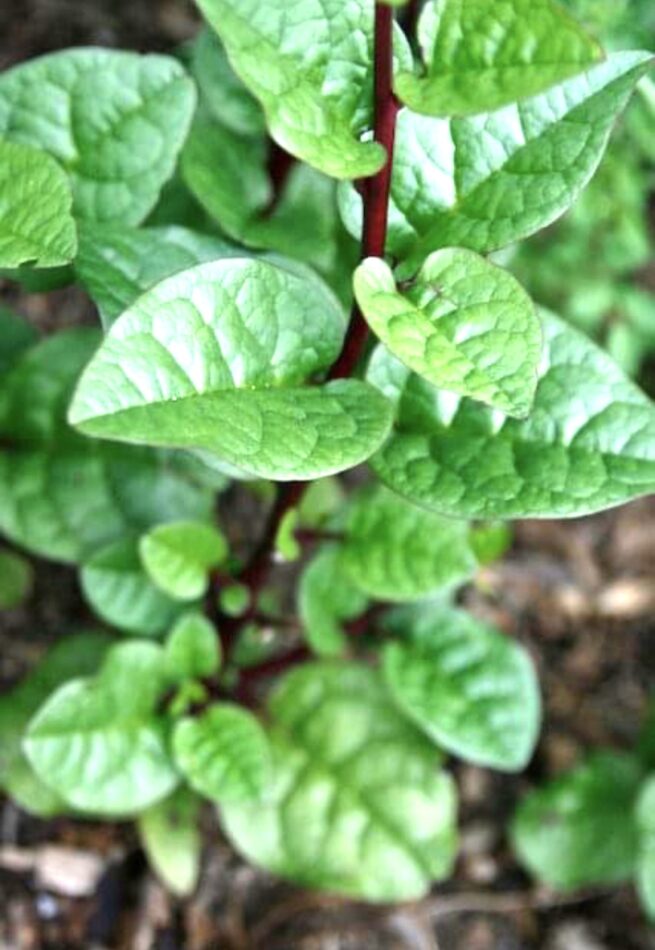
xmin=68 ymin=259 xmax=392 ymax=480
xmin=0 ymin=48 xmax=196 ymax=225
xmin=140 ymin=520 xmax=227 ymax=601
xmin=636 ymin=776 xmax=655 ymax=921
xmin=383 ymin=607 xmax=541 ymax=770
xmin=24 ymin=641 xmax=177 ymax=816
xmin=299 ymin=546 xmax=368 ymax=657
xmin=354 ymin=251 xmax=540 ymax=417
xmin=342 ymin=485 xmax=476 ymax=601
xmin=0 ymin=139 xmax=77 ymax=268
xmin=138 ymin=789 xmax=202 ymax=897
xmin=173 ymin=703 xmax=270 ymax=803
xmin=396 ymin=0 xmax=601 ymax=117
xmin=368 ymin=310 xmax=655 ymax=518
xmin=0 ymin=548 xmax=32 ymax=609
xmin=81 ymin=539 xmax=183 ymax=636
xmin=221 ymin=662 xmax=458 ymax=902
xmin=0 ymin=329 xmax=213 ymax=563
xmin=512 ymin=752 xmax=643 ymax=889
xmin=164 ymin=612 xmax=221 ymax=681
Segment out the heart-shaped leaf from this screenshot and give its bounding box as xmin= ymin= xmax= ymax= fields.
xmin=140 ymin=520 xmax=227 ymax=601
xmin=164 ymin=612 xmax=221 ymax=682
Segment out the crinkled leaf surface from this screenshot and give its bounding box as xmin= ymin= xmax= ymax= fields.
xmin=173 ymin=703 xmax=270 ymax=803
xmin=164 ymin=612 xmax=221 ymax=682
xmin=396 ymin=0 xmax=601 ymax=117
xmin=0 ymin=632 xmax=110 ymax=817
xmin=140 ymin=520 xmax=227 ymax=601
xmin=68 ymin=259 xmax=392 ymax=480
xmin=24 ymin=641 xmax=177 ymax=816
xmin=368 ymin=310 xmax=655 ymax=518
xmin=0 ymin=329 xmax=212 ymax=563
xmin=0 ymin=48 xmax=196 ymax=225
xmin=512 ymin=752 xmax=643 ymax=889
xmin=636 ymin=777 xmax=655 ymax=921
xmin=0 ymin=139 xmax=77 ymax=268
xmin=75 ymin=224 xmax=239 ymax=327
xmin=383 ymin=607 xmax=541 ymax=770
xmin=138 ymin=789 xmax=202 ymax=897
xmin=194 ymin=0 xmax=412 ymax=179
xmin=339 ymin=53 xmax=652 ymax=262
xmin=354 ymin=251 xmax=540 ymax=417
xmin=190 ymin=27 xmax=265 ymax=137
xmin=299 ymin=546 xmax=368 ymax=657
xmin=342 ymin=485 xmax=476 ymax=601
xmin=221 ymin=663 xmax=457 ymax=901
xmin=81 ymin=539 xmax=183 ymax=636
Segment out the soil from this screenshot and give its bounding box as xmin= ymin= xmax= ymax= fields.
xmin=1 ymin=1 xmax=654 ymax=947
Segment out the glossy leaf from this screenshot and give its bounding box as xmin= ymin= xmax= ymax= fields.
xmin=342 ymin=485 xmax=476 ymax=600
xmin=396 ymin=0 xmax=601 ymax=117
xmin=140 ymin=520 xmax=227 ymax=601
xmin=0 ymin=48 xmax=196 ymax=226
xmin=339 ymin=53 xmax=653 ymax=262
xmin=221 ymin=662 xmax=457 ymax=901
xmin=512 ymin=752 xmax=643 ymax=888
xmin=164 ymin=612 xmax=221 ymax=682
xmin=138 ymin=789 xmax=202 ymax=897
xmin=0 ymin=139 xmax=77 ymax=268
xmin=299 ymin=546 xmax=368 ymax=657
xmin=25 ymin=641 xmax=177 ymax=816
xmin=68 ymin=259 xmax=392 ymax=480
xmin=368 ymin=310 xmax=655 ymax=518
xmin=81 ymin=539 xmax=183 ymax=636
xmin=354 ymin=251 xmax=541 ymax=417
xmin=383 ymin=607 xmax=541 ymax=770
xmin=636 ymin=777 xmax=655 ymax=921
xmin=173 ymin=703 xmax=270 ymax=803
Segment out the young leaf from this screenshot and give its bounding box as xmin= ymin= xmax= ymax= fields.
xmin=636 ymin=776 xmax=655 ymax=921
xmin=339 ymin=53 xmax=653 ymax=262
xmin=512 ymin=752 xmax=643 ymax=889
xmin=368 ymin=310 xmax=655 ymax=518
xmin=24 ymin=641 xmax=178 ymax=816
xmin=164 ymin=612 xmax=221 ymax=682
xmin=138 ymin=789 xmax=202 ymax=897
xmin=383 ymin=607 xmax=541 ymax=770
xmin=0 ymin=49 xmax=196 ymax=226
xmin=342 ymin=485 xmax=476 ymax=601
xmin=299 ymin=546 xmax=368 ymax=657
xmin=81 ymin=539 xmax=183 ymax=636
xmin=0 ymin=329 xmax=213 ymax=563
xmin=0 ymin=632 xmax=111 ymax=817
xmin=193 ymin=0 xmax=412 ymax=179
xmin=0 ymin=139 xmax=77 ymax=268
xmin=190 ymin=27 xmax=265 ymax=137
xmin=140 ymin=520 xmax=227 ymax=601
xmin=396 ymin=0 xmax=601 ymax=117
xmin=220 ymin=663 xmax=458 ymax=902
xmin=0 ymin=548 xmax=33 ymax=609
xmin=354 ymin=251 xmax=541 ymax=417
xmin=68 ymin=260 xmax=392 ymax=480
xmin=173 ymin=704 xmax=270 ymax=803
xmin=75 ymin=224 xmax=239 ymax=327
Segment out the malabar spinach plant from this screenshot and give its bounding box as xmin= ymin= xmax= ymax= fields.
xmin=0 ymin=0 xmax=653 ymax=903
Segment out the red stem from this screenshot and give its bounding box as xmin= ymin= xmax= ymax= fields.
xmin=263 ymin=140 xmax=296 ymax=216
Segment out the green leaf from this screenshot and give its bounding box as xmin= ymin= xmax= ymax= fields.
xmin=339 ymin=53 xmax=653 ymax=262
xmin=636 ymin=776 xmax=655 ymax=921
xmin=396 ymin=0 xmax=601 ymax=117
xmin=368 ymin=310 xmax=655 ymax=518
xmin=68 ymin=259 xmax=392 ymax=480
xmin=75 ymin=224 xmax=239 ymax=328
xmin=299 ymin=546 xmax=368 ymax=657
xmin=173 ymin=703 xmax=270 ymax=803
xmin=24 ymin=641 xmax=177 ymax=816
xmin=0 ymin=548 xmax=32 ymax=609
xmin=193 ymin=0 xmax=412 ymax=179
xmin=383 ymin=607 xmax=541 ymax=770
xmin=0 ymin=329 xmax=213 ymax=563
xmin=81 ymin=539 xmax=183 ymax=636
xmin=190 ymin=27 xmax=265 ymax=137
xmin=0 ymin=632 xmax=111 ymax=816
xmin=342 ymin=485 xmax=476 ymax=601
xmin=0 ymin=48 xmax=196 ymax=226
xmin=164 ymin=612 xmax=221 ymax=682
xmin=140 ymin=520 xmax=227 ymax=601
xmin=138 ymin=789 xmax=202 ymax=897
xmin=469 ymin=521 xmax=512 ymax=566
xmin=0 ymin=308 xmax=37 ymax=378
xmin=512 ymin=752 xmax=643 ymax=889
xmin=221 ymin=662 xmax=458 ymax=901
xmin=354 ymin=251 xmax=540 ymax=417
xmin=0 ymin=139 xmax=77 ymax=268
